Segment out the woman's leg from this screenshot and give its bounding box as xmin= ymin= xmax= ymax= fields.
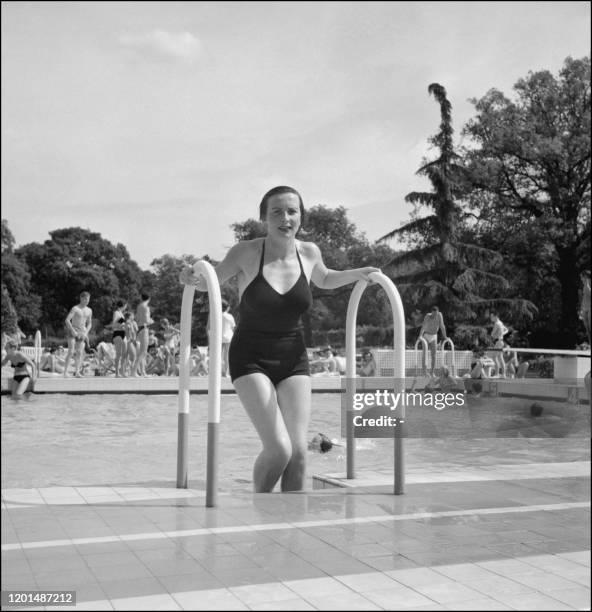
xmin=63 ymin=337 xmax=75 ymax=376
xmin=113 ymin=337 xmax=124 ymax=376
xmin=13 ymin=377 xmax=30 ymax=399
xmin=126 ymin=342 xmax=137 ymax=376
xmin=233 ymin=373 xmax=293 ymax=493
xmin=276 ymin=375 xmax=312 ymax=492
xmin=133 ymin=330 xmax=149 ymax=376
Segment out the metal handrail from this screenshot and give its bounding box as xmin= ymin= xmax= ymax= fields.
xmin=177 ymin=260 xmax=222 ymax=508
xmin=413 ymin=336 xmax=429 ymax=377
xmin=441 ymin=337 xmax=456 ymax=376
xmin=345 ymin=271 xmax=406 ymax=495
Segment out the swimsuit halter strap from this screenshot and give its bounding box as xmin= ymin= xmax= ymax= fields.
xmin=259 ymin=240 xmax=304 ymax=275
xmin=258 ymin=240 xmax=266 ymax=275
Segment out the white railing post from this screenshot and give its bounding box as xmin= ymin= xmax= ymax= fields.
xmin=441 ymin=337 xmax=456 ymax=376
xmin=177 ymin=261 xmax=222 ymax=508
xmin=34 ymin=330 xmax=42 ymax=373
xmin=414 ymin=337 xmax=429 ymax=377
xmin=345 ymin=272 xmax=406 ymax=494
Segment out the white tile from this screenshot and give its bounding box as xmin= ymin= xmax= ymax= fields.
xmin=510 ymin=570 xmax=584 ymax=592
xmin=386 ymin=567 xmax=457 ymax=588
xmin=248 ymin=598 xmax=316 ymax=611
xmin=557 ymin=551 xmax=591 ymax=567
xmin=110 ymin=593 xmax=181 ymax=610
xmin=464 ymin=575 xmax=536 ymax=597
xmin=172 ymin=588 xmax=248 ymax=610
xmin=228 ymin=582 xmax=297 ymax=605
xmin=496 ymin=591 xmax=574 ymax=610
xmin=411 ymin=582 xmax=485 ymax=604
xmin=363 ymin=585 xmax=437 ymax=609
xmin=335 ymin=571 xmax=400 ymax=592
xmin=304 ymin=592 xmax=382 ymax=610
xmin=442 ymin=598 xmax=513 ymax=611
xmin=544 ymin=587 xmax=592 ymax=609
xmin=431 ymin=563 xmax=500 ymax=582
xmin=282 ymin=576 xmax=356 ymax=598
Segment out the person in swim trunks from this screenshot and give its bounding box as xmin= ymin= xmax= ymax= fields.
xmin=64 ymin=291 xmax=93 ymax=377
xmin=418 ymin=306 xmax=448 ymax=377
xmin=180 ymin=186 xmax=379 ymax=493
xmin=1 ymin=340 xmax=37 ymax=399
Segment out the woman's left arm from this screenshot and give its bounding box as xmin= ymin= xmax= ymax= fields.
xmin=309 ymin=243 xmax=380 ymax=289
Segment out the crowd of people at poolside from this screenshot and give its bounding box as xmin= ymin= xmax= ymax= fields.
xmin=2 ymin=267 xmax=589 ymax=399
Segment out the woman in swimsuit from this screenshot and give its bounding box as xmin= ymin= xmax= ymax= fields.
xmin=110 ymin=300 xmax=127 ymax=377
xmin=180 ymin=186 xmax=379 ymax=492
xmin=1 ymin=340 xmax=37 ymax=399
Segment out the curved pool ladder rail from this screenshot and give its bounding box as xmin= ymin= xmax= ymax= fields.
xmin=413 ymin=336 xmax=429 ymax=377
xmin=345 ymin=271 xmax=406 ymax=495
xmin=441 ymin=337 xmax=456 ymax=376
xmin=34 ymin=330 xmax=42 ymax=373
xmin=177 ymin=260 xmax=222 ymax=508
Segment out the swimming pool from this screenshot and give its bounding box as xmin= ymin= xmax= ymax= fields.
xmin=1 ymin=393 xmax=589 ymax=491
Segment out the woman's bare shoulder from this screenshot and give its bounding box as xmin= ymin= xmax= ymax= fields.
xmin=227 ymin=238 xmax=263 ymax=262
xmin=297 ymin=240 xmax=320 ymax=257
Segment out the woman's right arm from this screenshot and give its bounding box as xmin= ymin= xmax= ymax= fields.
xmin=180 ymin=243 xmax=244 ymax=291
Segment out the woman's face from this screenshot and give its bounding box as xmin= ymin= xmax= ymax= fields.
xmin=264 ymin=193 xmax=301 ymax=238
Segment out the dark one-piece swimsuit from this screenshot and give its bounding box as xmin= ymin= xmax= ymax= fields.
xmin=229 ymin=241 xmax=313 ymax=386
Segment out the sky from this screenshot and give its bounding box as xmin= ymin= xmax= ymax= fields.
xmin=2 ymin=1 xmax=590 ymax=270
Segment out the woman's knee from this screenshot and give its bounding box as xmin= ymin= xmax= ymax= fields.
xmin=263 ymin=436 xmax=293 ymax=468
xmin=287 ymin=443 xmax=307 ymax=468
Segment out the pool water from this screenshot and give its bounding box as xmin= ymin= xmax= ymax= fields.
xmin=1 ymin=393 xmax=589 ymax=492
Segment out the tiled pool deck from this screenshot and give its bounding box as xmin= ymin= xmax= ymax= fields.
xmin=2 ymin=462 xmax=590 ymax=611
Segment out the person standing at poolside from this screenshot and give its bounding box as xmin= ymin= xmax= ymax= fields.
xmin=418 ymin=306 xmax=448 ymax=377
xmin=161 ymin=318 xmax=181 ymax=376
xmin=180 ymin=186 xmax=378 ymax=493
xmin=1 ymin=340 xmax=37 ymax=399
xmin=110 ymin=300 xmax=128 ymax=377
xmin=123 ymin=312 xmax=138 ymax=376
xmin=221 ymin=300 xmax=236 ymax=377
xmin=490 ymin=310 xmax=509 ymax=377
xmin=63 ymin=291 xmax=93 ymax=377
xmin=133 ymin=293 xmax=153 ymax=377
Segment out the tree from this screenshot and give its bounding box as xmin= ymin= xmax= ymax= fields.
xmin=463 ymin=56 xmax=591 ymax=348
xmin=17 ymin=227 xmax=145 ymax=338
xmin=1 ymin=220 xmax=41 ymax=333
xmin=149 ymin=253 xmax=210 ymax=345
xmin=379 ymin=84 xmax=535 ymax=345
xmin=1 ymin=285 xmax=18 ymax=335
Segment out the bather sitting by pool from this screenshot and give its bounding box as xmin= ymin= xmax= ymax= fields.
xmin=463 ymin=349 xmax=489 ymax=395
xmin=39 ymin=347 xmax=65 ymax=374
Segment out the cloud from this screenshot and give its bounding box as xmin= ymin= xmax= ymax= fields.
xmin=118 ymin=29 xmax=203 ymax=65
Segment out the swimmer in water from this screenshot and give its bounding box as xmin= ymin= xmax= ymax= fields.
xmin=308 ymin=433 xmax=334 ymax=454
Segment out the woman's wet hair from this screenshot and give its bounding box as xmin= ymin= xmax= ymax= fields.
xmin=259 ymin=186 xmax=305 ymax=223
